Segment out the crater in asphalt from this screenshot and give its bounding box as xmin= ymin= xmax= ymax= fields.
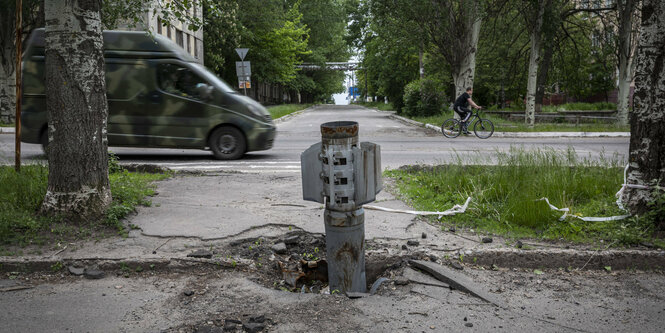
xmin=221 ymin=231 xmax=407 ymax=294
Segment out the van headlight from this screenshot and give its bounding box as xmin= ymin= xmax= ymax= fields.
xmin=246 ymin=103 xmax=273 ymax=123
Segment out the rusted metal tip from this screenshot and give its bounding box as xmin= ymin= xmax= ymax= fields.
xmin=321 ymin=121 xmax=359 ymax=139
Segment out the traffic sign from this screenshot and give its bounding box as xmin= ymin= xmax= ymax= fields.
xmin=235 ymin=48 xmax=249 ymax=60
xmin=236 ymin=61 xmax=251 ymax=77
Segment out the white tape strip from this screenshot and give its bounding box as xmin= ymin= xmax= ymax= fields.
xmin=364 ymin=197 xmax=472 ymax=218
xmin=537 ymin=197 xmax=631 ymax=222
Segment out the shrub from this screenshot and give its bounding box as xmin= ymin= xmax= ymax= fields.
xmin=402 ymin=78 xmax=446 ymax=117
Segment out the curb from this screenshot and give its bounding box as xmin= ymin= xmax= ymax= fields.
xmin=0 ymin=256 xmax=252 ymax=274
xmin=465 ymin=248 xmax=665 ymax=270
xmin=2 ymin=247 xmax=663 ymax=274
xmin=387 ymin=113 xmax=427 ymax=128
xmin=424 ymin=122 xmax=630 ymax=138
xmin=0 ymin=127 xmax=15 ymax=134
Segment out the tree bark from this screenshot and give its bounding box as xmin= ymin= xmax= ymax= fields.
xmin=525 ymin=0 xmax=548 ymax=127
xmin=624 ymin=0 xmax=665 ymax=224
xmin=534 ymin=33 xmax=554 ymax=114
xmin=452 ymin=14 xmax=482 ymax=99
xmin=616 ymin=0 xmax=640 ymax=126
xmin=41 ymin=0 xmax=111 ymax=221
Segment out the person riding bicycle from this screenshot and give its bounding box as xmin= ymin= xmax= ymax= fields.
xmin=453 ymin=87 xmax=482 ymax=134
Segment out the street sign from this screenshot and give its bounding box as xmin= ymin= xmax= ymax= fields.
xmin=235 ymin=48 xmax=249 ymax=60
xmin=238 ymin=80 xmax=251 ymax=89
xmin=235 ymin=61 xmax=251 ymax=77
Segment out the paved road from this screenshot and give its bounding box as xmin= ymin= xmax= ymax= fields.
xmin=0 ymin=105 xmax=629 ymax=171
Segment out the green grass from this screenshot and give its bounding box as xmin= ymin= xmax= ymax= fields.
xmin=487 ymin=102 xmax=617 ymax=112
xmin=385 ymin=147 xmax=661 ymax=247
xmin=0 ymin=123 xmax=13 ymax=127
xmin=355 ymin=101 xmax=395 ymax=111
xmin=0 ymin=163 xmax=170 ymax=249
xmin=267 ymin=104 xmax=313 ymax=119
xmin=412 ymin=112 xmax=630 ymax=132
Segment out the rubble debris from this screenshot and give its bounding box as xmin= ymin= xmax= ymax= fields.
xmin=68 ymin=266 xmax=84 ymax=276
xmin=184 ymin=290 xmax=194 ymax=297
xmin=409 ymin=260 xmax=505 ymax=308
xmin=271 ymin=243 xmax=287 ymax=254
xmin=422 ymin=232 xmax=427 ymax=239
xmin=451 ymin=262 xmax=464 ymax=270
xmin=188 ymin=249 xmax=213 ymax=259
xmin=83 ymin=268 xmax=105 ymax=279
xmin=407 ymin=240 xmax=420 ymax=246
xmin=482 ymin=237 xmax=493 ymax=244
xmin=284 ymin=235 xmax=300 ymax=245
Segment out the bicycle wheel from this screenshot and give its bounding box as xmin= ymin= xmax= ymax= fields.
xmin=473 ymin=118 xmax=494 ymax=139
xmin=441 ymin=118 xmax=462 ymax=138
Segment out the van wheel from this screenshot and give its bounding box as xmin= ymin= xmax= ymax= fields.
xmin=209 ymin=127 xmax=246 ymax=160
xmin=40 ymin=130 xmax=49 ymax=155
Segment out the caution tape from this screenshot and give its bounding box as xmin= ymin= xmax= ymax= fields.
xmin=364 ymin=197 xmax=472 ymax=218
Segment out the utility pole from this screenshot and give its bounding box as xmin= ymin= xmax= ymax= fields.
xmin=15 ymin=0 xmax=22 ymax=172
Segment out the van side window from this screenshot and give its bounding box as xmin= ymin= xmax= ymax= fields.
xmin=157 ymin=63 xmax=209 ymax=101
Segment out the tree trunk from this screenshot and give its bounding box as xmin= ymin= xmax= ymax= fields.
xmin=617 ymin=0 xmax=639 ymax=126
xmin=452 ymin=16 xmax=482 ymax=99
xmin=624 ymin=0 xmax=665 ymax=225
xmin=0 ymin=2 xmax=17 ymax=124
xmin=535 ymin=34 xmax=554 ymax=114
xmin=41 ymin=0 xmax=111 ymax=221
xmin=525 ymin=0 xmax=547 ymax=127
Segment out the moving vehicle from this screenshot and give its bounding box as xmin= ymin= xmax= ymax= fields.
xmin=21 ymin=29 xmax=275 ymax=160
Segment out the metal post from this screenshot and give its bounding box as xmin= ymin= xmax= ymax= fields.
xmin=320 ymin=121 xmax=365 ymax=293
xmin=15 ymin=0 xmax=22 ymax=172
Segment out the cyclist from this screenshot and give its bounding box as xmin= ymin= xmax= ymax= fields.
xmin=453 ymin=87 xmax=482 ymax=134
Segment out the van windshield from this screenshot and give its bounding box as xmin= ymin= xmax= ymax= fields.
xmin=190 ymin=63 xmax=235 ymax=93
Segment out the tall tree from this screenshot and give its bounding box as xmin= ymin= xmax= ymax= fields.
xmin=616 ymin=0 xmax=641 ymax=125
xmin=523 ymin=0 xmax=550 ymax=126
xmin=624 ymin=0 xmax=665 ymax=225
xmin=40 ymin=0 xmax=111 ymax=219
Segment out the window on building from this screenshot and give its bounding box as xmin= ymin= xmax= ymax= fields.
xmin=157 ymin=18 xmax=162 ymax=34
xmin=176 ymin=29 xmax=184 ymax=47
xmin=167 ymin=25 xmax=171 ymax=38
xmin=187 ymin=34 xmax=191 ymax=54
xmin=194 ymin=39 xmax=198 ymax=58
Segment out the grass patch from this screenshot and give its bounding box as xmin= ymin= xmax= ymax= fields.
xmin=267 ymin=104 xmax=313 ymax=119
xmin=385 ymin=147 xmax=661 ymax=246
xmin=411 ymin=112 xmax=629 ymax=132
xmin=354 ymin=101 xmax=395 ymax=111
xmin=0 ymin=123 xmax=13 ymax=127
xmin=487 ymin=102 xmax=616 ymax=112
xmin=0 ymin=161 xmax=170 ymax=250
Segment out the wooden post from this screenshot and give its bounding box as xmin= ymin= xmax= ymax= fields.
xmin=15 ymin=0 xmax=22 ymax=172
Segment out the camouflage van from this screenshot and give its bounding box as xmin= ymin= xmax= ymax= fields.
xmin=21 ymin=29 xmax=275 ymax=160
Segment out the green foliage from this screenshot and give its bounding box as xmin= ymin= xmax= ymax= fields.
xmin=402 ymin=79 xmax=446 ymax=117
xmin=385 ymin=148 xmax=661 ymax=246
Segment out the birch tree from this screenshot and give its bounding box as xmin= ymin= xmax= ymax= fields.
xmin=616 ymin=0 xmax=641 ymax=126
xmin=40 ymin=0 xmax=112 ymax=220
xmin=523 ymin=0 xmax=550 ymax=126
xmin=624 ymin=0 xmax=665 ymax=225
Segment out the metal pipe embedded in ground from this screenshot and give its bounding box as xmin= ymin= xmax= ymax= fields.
xmin=301 ymin=121 xmax=382 ymax=294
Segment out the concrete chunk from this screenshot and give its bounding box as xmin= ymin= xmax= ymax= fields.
xmin=409 ymin=260 xmax=504 ymax=308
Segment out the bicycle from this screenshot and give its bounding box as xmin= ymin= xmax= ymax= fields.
xmin=441 ymin=109 xmax=494 ymax=139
